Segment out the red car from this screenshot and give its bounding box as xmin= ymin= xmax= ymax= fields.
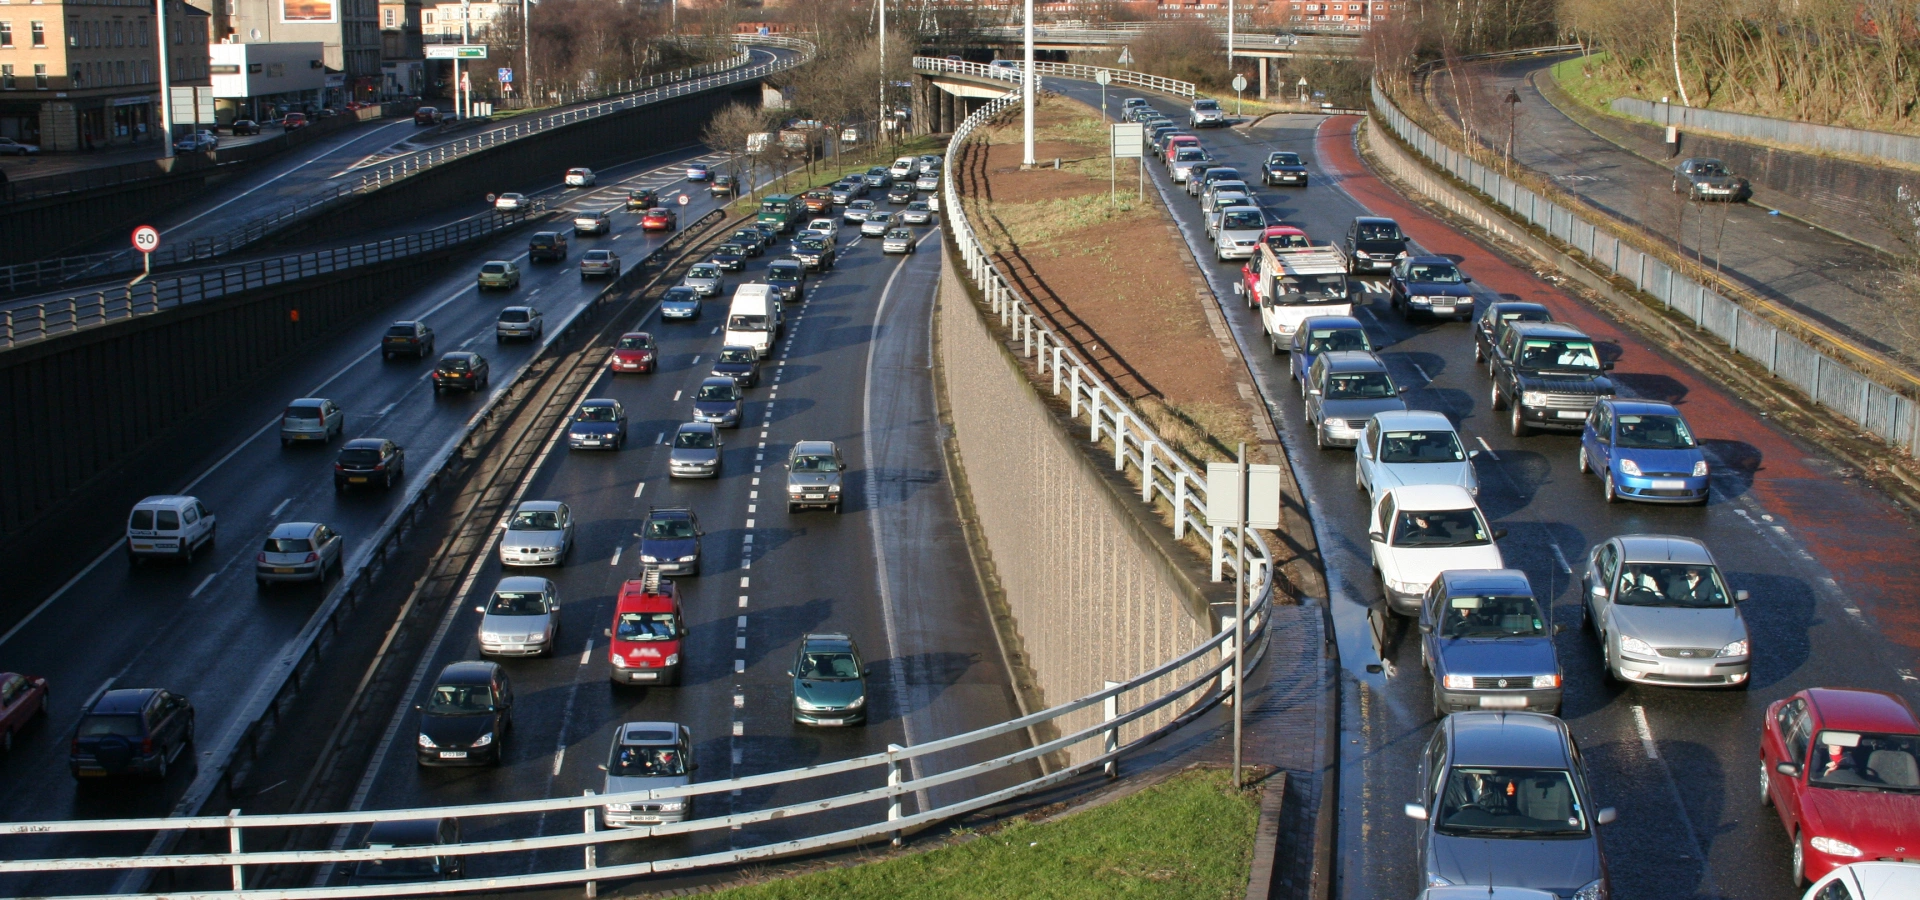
xmin=1164 ymin=134 xmax=1201 ymax=165
xmin=0 ymin=672 xmax=49 ymax=752
xmin=1761 ymin=687 xmax=1920 ymax=886
xmin=609 ymin=332 xmax=657 ymax=373
xmin=283 ymin=112 xmax=309 ymax=129
xmin=607 ymin=577 xmax=685 ymax=685
xmin=641 ymin=207 xmax=677 ymax=232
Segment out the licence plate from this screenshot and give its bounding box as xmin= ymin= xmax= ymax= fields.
xmin=633 ymin=672 xmax=658 ymax=680
xmin=1666 ymin=662 xmax=1712 ymax=677
xmin=806 ymin=494 xmax=824 ymax=500
xmin=1480 ymin=695 xmax=1528 ymax=708
xmin=349 ymin=476 xmax=368 ymax=483
xmin=1556 ymin=410 xmax=1587 ymax=419
xmin=439 ymin=751 xmax=468 ymax=759
xmin=133 ymin=543 xmax=153 ymax=550
xmin=501 ymin=645 xmax=524 ymax=652
xmin=1652 ymin=479 xmax=1688 ymax=490
xmin=273 ymin=567 xmax=295 ymax=574
xmin=77 ymin=770 xmax=106 ymax=777
xmin=816 ymin=718 xmax=844 ymax=726
xmin=580 ymin=439 xmax=601 ymax=446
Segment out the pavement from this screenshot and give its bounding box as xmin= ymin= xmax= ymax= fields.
xmin=0 ymin=127 xmax=286 ymax=181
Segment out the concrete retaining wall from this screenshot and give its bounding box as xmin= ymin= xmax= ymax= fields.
xmin=935 ymin=252 xmax=1223 ymax=766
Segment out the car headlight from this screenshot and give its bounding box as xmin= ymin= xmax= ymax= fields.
xmin=1718 ymin=639 xmax=1749 ymax=657
xmin=827 ymin=484 xmax=841 ymax=493
xmin=1618 ymin=634 xmax=1657 ymax=658
xmin=1409 ymin=296 xmax=1430 ymax=306
xmin=1533 ymin=674 xmax=1562 ymax=688
xmin=1520 ymin=391 xmax=1549 ymax=407
xmin=664 ymin=653 xmax=680 ymax=666
xmin=847 ymin=695 xmax=866 ymax=709
xmin=678 ymin=554 xmax=698 ymax=562
xmin=1442 ymin=674 xmax=1473 ymax=690
xmin=1353 ymin=250 xmax=1371 ymax=259
xmin=472 ymin=732 xmax=493 ymax=748
xmin=1618 ymin=458 xmax=1642 ymax=477
xmin=640 ymin=555 xmax=658 ymax=563
xmin=795 ymin=697 xmax=824 ymax=712
xmin=611 ymin=654 xmax=629 ymax=668
xmin=1574 ymin=879 xmax=1608 ymax=900
xmin=526 ymin=633 xmax=546 ymax=643
xmin=790 ymin=485 xmax=806 ymax=494
xmin=1693 ymin=460 xmax=1709 ymax=477
xmin=1389 ymin=578 xmax=1427 ymax=594
xmin=418 ymin=733 xmax=436 ymax=749
xmin=1811 ymin=836 xmax=1863 ymax=857
xmin=604 ymin=802 xmax=631 ymax=812
xmin=480 ymin=632 xmax=501 ymax=642
xmin=657 ymin=800 xmax=686 ymax=812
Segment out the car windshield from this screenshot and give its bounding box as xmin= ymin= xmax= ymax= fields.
xmin=1391 ymin=509 xmax=1491 ymax=547
xmin=1517 ymin=339 xmax=1600 ymax=371
xmin=1270 ymin=152 xmax=1301 ymax=165
xmin=1434 ymin=767 xmax=1588 ymax=837
xmin=719 ymin=348 xmax=756 ymax=363
xmin=1324 ymin=371 xmax=1395 ymax=399
xmin=616 ymin=611 xmax=678 ymax=642
xmin=339 ymin=448 xmax=382 ymax=465
xmin=510 ymin=510 xmax=562 ymax=529
xmin=1222 ymin=210 xmax=1265 ymax=230
xmin=284 ymin=405 xmax=321 ymax=419
xmin=1407 ymin=264 xmax=1462 ymax=284
xmin=770 ymin=265 xmax=803 ymax=280
xmin=674 ymin=429 xmax=715 ymax=449
xmin=608 ymin=744 xmax=687 ymax=777
xmin=717 ymin=244 xmax=744 ymax=255
xmin=888 ymin=229 xmax=912 ymax=240
xmin=1693 ymin=161 xmax=1727 ymax=176
xmin=426 ymin=684 xmax=492 ymax=714
xmin=645 ymin=516 xmax=695 ymax=538
xmin=1267 ymin=232 xmax=1310 ymax=250
xmin=1306 ymin=328 xmax=1370 ymax=354
xmin=1357 ymin=223 xmax=1404 ymax=242
xmin=1276 ymin=274 xmax=1349 ymax=304
xmin=262 ymin=537 xmax=313 ymax=552
xmin=1177 ymin=148 xmax=1206 ymax=162
xmin=799 ymin=651 xmax=860 ymax=680
xmin=499 ymin=309 xmax=530 ymax=323
xmin=1441 ymin=594 xmax=1546 ymax=638
xmin=732 ymin=232 xmax=759 ymax=242
xmin=1613 ymin=414 xmax=1696 ymax=449
xmin=1195 ymin=100 xmax=1220 ymax=110
xmin=730 ymin=314 xmax=768 ymax=330
xmin=1613 ymin=562 xmax=1732 ymax=608
xmin=1807 ymin=731 xmax=1920 ymax=793
xmin=1379 ymin=430 xmax=1466 ymax=464
xmin=487 ymin=591 xmax=547 ymax=615
xmin=662 ymin=289 xmax=695 ymax=304
xmin=909 ymin=202 xmax=929 ymax=211
xmin=792 ymin=454 xmax=839 ymax=472
xmin=1497 ymin=308 xmax=1552 ymax=325
xmin=697 ymin=383 xmax=737 ymax=401
xmin=797 ymin=239 xmax=825 ymax=251
xmin=616 ymin=336 xmax=651 ymax=350
xmin=77 ymin=714 xmax=143 ymax=737
xmin=689 ymin=265 xmax=717 ymax=279
xmin=481 ymin=263 xmax=507 ymax=274
xmin=576 ymin=405 xmax=618 ymax=422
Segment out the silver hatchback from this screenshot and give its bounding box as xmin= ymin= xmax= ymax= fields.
xmin=668 ymin=422 xmax=723 ymax=478
xmin=475 ymin=576 xmax=561 ymax=657
xmin=681 ymin=263 xmax=723 ymax=298
xmin=279 ymin=397 xmax=344 ymax=446
xmin=255 ymin=521 xmax=343 ymax=586
xmin=785 ymin=440 xmax=845 ymax=513
xmin=499 ymin=500 xmax=574 ymax=567
xmin=1582 ymin=534 xmax=1751 ymax=687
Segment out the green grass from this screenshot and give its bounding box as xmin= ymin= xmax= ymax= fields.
xmin=701 ymin=768 xmax=1260 ymax=900
xmin=1547 ymin=53 xmax=1642 ymax=122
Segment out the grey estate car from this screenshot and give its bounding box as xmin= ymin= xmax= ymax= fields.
xmin=785 ymin=440 xmax=845 ymax=513
xmin=1305 ymin=351 xmax=1408 ymax=449
xmin=1420 ymin=569 xmax=1564 ymax=716
xmin=1406 ymin=712 xmax=1614 ymax=899
xmin=1582 ymin=534 xmax=1751 ymax=688
xmin=475 ymin=576 xmax=561 ymax=658
xmin=1672 ymin=157 xmax=1747 ymax=201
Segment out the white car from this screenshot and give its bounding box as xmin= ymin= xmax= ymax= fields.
xmin=889 ymin=156 xmax=916 ymax=179
xmin=802 ymin=217 xmax=837 ymax=237
xmin=1802 ymin=862 xmax=1920 ymax=900
xmin=1369 ymin=484 xmax=1504 ymax=617
xmin=565 ymin=167 xmax=595 ymax=186
xmin=1355 ymin=411 xmax=1479 ymax=502
xmin=499 ymin=500 xmax=574 ymax=567
xmin=494 ymin=192 xmax=527 ymax=211
xmin=860 ymin=211 xmax=894 ymax=237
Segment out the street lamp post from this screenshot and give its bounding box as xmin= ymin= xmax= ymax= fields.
xmin=1504 ymin=88 xmax=1521 ymax=173
xmin=1022 ymin=0 xmax=1034 ymax=167
xmin=155 ymin=0 xmax=174 ymax=157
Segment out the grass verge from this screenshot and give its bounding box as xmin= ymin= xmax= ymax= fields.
xmin=702 ymin=768 xmax=1259 ymax=900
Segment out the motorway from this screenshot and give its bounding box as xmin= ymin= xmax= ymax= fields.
xmin=1054 ymin=80 xmax=1920 ymax=900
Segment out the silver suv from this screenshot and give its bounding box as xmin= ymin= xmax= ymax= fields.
xmin=785 ymin=440 xmax=845 ymax=513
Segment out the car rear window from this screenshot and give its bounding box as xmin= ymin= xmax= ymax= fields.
xmin=586 ymin=250 xmax=611 ymax=261
xmin=77 ymin=714 xmax=143 ymax=738
xmin=439 ymin=359 xmax=470 ymax=372
xmin=129 ymin=509 xmax=154 ymax=530
xmin=339 ymin=448 xmax=381 ymax=465
xmin=263 ymin=537 xmax=313 ymax=552
xmin=385 ymin=325 xmax=415 ymax=337
xmin=284 ymin=405 xmax=321 ymax=420
xmin=499 ymin=309 xmax=530 ymax=323
xmin=481 ymin=263 xmax=507 ymax=274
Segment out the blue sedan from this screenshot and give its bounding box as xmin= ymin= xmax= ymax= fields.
xmin=1287 ymin=315 xmax=1373 ymax=385
xmin=1578 ymin=399 xmax=1709 ymax=503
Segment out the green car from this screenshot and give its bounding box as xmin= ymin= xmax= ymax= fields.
xmin=788 ymin=633 xmax=868 ymax=727
xmin=477 ymin=259 xmax=520 ymax=291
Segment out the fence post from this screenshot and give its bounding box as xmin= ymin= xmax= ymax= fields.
xmin=582 ymin=790 xmax=597 ymax=898
xmin=1051 ymin=346 xmax=1064 ymax=394
xmin=1141 ymin=442 xmax=1155 ymax=501
xmin=888 ymin=744 xmax=906 ymax=847
xmin=1219 ymin=616 xmax=1238 ymax=694
xmin=1211 ymin=525 xmax=1225 ymax=581
xmin=1089 ymin=390 xmax=1102 ymax=442
xmin=1102 ymin=681 xmax=1121 ymax=778
xmin=1174 ymin=471 xmax=1188 ymax=539
xmin=1114 ymin=416 xmax=1127 ymax=470
xmin=1069 ymin=367 xmax=1081 ymax=417
xmin=227 ymin=809 xmax=243 ymax=891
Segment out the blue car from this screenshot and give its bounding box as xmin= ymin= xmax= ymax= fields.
xmin=1287 ymin=315 xmax=1372 ymax=385
xmin=660 ymin=286 xmax=702 ymax=320
xmin=1578 ymin=398 xmax=1709 ymax=504
xmin=1419 ymin=569 xmax=1563 ymax=717
xmin=1388 ymin=255 xmax=1475 ymax=321
xmin=567 ymin=398 xmax=627 ymax=450
xmin=691 ymin=376 xmax=742 ymax=428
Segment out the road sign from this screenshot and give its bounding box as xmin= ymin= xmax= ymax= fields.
xmin=486 ymin=192 xmax=497 ymax=204
xmin=497 ymin=67 xmax=513 ymax=83
xmin=677 ymin=193 xmax=689 ymax=207
xmin=426 ymin=45 xmax=488 ymax=59
xmin=1232 ymin=74 xmax=1249 ymax=93
xmin=131 ymin=225 xmax=160 ymax=254
xmin=1094 ymin=70 xmax=1111 ymax=86
xmin=1110 ymin=122 xmax=1144 ymax=158
xmin=1117 ymin=46 xmax=1133 ymax=66
xmin=1205 ymin=463 xmax=1283 ymax=529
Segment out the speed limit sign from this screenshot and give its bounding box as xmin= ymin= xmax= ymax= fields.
xmin=486 ymin=192 xmax=498 ymax=204
xmin=131 ymin=225 xmax=160 ymax=254
xmin=677 ymin=193 xmax=689 ymax=207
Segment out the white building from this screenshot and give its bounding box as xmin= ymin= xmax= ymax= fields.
xmin=421 ymin=1 xmax=506 ymax=41
xmin=209 ymin=41 xmax=324 ymax=120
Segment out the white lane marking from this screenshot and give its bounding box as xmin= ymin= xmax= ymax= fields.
xmin=734 ymin=660 xmax=745 ymax=673
xmin=269 ymin=498 xmax=292 ymax=517
xmin=732 ymin=721 xmax=744 ymax=736
xmin=747 ymin=504 xmax=755 ymax=513
xmin=711 ymin=326 xmax=720 ymax=335
xmin=733 ymin=692 xmax=745 ymax=708
xmin=551 ymin=748 xmax=566 ymax=777
xmin=1409 ymin=362 xmax=1433 ymax=384
xmin=736 ymin=616 xmax=746 ymax=628
xmin=1549 ymin=543 xmax=1571 ymax=575
xmin=190 ymin=573 xmax=218 ymax=598
xmin=656 ymin=432 xmax=665 ymax=445
xmin=1475 ymin=437 xmax=1499 ymax=460
xmin=738 ymin=595 xmax=749 ymax=608
xmin=633 ymin=481 xmax=646 ymax=498
xmin=744 ymin=518 xmax=754 ymax=528
xmin=692 ymin=355 xmax=701 ymax=364
xmin=579 ymin=638 xmax=593 ymax=666
xmin=751 ymin=477 xmax=760 ymax=485
xmin=1632 ymin=705 xmax=1659 ymax=758
xmin=673 ymin=390 xmax=682 ymax=401
xmin=735 ymin=636 xmax=746 ymax=650
xmin=740 ymin=577 xmax=750 ymax=587
xmin=610 ymin=546 xmax=622 ymax=566
xmin=377 ymin=402 xmax=397 ymax=417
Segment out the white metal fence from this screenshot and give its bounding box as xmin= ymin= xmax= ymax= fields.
xmin=1374 ymin=80 xmax=1920 ymax=454
xmin=0 ymin=68 xmax=1275 ymax=900
xmin=913 ymin=55 xmax=1195 ymax=100
xmin=1614 ymin=96 xmax=1920 ymax=169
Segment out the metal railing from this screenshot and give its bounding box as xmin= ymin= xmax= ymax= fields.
xmin=0 ymin=206 xmax=537 ymax=349
xmin=0 ymin=68 xmax=1274 ymax=900
xmin=964 ymin=22 xmax=1369 ymax=47
xmin=1373 ymin=79 xmax=1920 ymax=454
xmin=913 ymin=56 xmax=1195 ymax=100
xmin=1613 ymin=95 xmax=1920 ymax=168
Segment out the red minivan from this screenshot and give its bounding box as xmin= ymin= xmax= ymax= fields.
xmin=607 ymin=578 xmax=684 ymax=686
xmin=1760 ymin=687 xmax=1920 ymax=886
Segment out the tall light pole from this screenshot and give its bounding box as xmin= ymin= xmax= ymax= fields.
xmin=1226 ymin=0 xmax=1234 ymax=81
xmin=1021 ymin=0 xmax=1034 ymax=166
xmin=155 ymin=0 xmax=174 ymax=157
xmin=878 ymin=0 xmax=887 ymax=141
xmin=1504 ymin=88 xmax=1521 ymax=173
xmin=522 ymin=0 xmax=531 ymax=106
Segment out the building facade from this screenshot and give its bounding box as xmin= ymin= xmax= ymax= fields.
xmin=209 ymin=39 xmax=319 ymax=119
xmin=0 ymin=0 xmax=209 ymax=150
xmin=377 ymin=0 xmax=419 ymax=97
xmin=225 ymin=0 xmax=377 ymax=102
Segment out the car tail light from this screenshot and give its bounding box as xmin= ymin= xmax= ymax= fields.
xmin=304 ymin=552 xmax=319 ymax=563
xmin=141 ymin=738 xmax=154 ymax=755
xmin=373 ymin=463 xmax=385 ymax=470
xmin=333 ymin=463 xmax=343 ymax=471
xmin=257 ymin=552 xmax=268 ymax=563
xmin=70 ymin=737 xmax=79 ymax=754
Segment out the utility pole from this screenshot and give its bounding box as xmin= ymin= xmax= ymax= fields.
xmin=878 ymin=0 xmax=886 ymax=142
xmin=155 ymin=0 xmax=174 ymax=157
xmin=1021 ymin=0 xmax=1034 ymax=166
xmin=522 ymin=0 xmax=531 ymax=107
xmin=1504 ymin=88 xmax=1520 ymax=174
xmin=1232 ymin=442 xmax=1248 ymax=790
xmin=1226 ymin=0 xmax=1234 ymax=81
xmin=459 ymin=0 xmax=471 ymax=119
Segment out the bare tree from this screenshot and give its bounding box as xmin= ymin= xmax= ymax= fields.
xmin=702 ymin=101 xmax=773 ymax=198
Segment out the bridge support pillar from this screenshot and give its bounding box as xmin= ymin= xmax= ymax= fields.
xmin=1258 ymin=57 xmax=1269 ymax=99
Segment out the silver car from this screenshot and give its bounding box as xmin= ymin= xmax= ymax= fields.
xmin=279 ymin=397 xmax=344 ymax=446
xmin=573 ymin=208 xmax=611 ymax=234
xmin=1305 ymin=351 xmax=1408 ymax=449
xmin=475 ymin=575 xmax=561 ymax=657
xmin=900 ymin=201 xmax=933 ymax=225
xmin=495 ymin=306 xmax=543 ymax=342
xmin=681 ymin=263 xmax=723 ymax=298
xmin=842 ymin=200 xmax=876 ymax=224
xmin=1582 ymin=534 xmax=1751 ymax=687
xmin=860 ymin=211 xmax=894 ymax=237
xmin=1202 ymin=179 xmax=1250 ymax=210
xmin=1170 ymin=147 xmax=1210 ymax=183
xmin=1212 ymin=204 xmax=1267 ymax=261
xmin=1355 ymin=410 xmax=1478 ymax=501
xmin=914 ymin=171 xmax=940 ymax=191
xmin=668 ymin=422 xmax=723 ymax=478
xmin=881 ymin=228 xmax=915 ymax=254
xmin=255 ymin=521 xmax=343 ymax=586
xmin=499 ymin=500 xmax=574 ymax=567
xmin=580 ymin=249 xmax=621 ymax=280
xmin=785 ymin=440 xmax=845 ymax=513
xmin=600 ymin=721 xmax=695 ymax=828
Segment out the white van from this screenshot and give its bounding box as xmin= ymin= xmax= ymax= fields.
xmin=127 ymin=495 xmax=217 ymax=564
xmin=889 ymin=156 xmax=916 ymax=179
xmin=724 ymin=284 xmax=784 ymax=359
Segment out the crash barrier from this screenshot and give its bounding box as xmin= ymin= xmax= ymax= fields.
xmin=0 ymin=67 xmax=1273 ymax=900
xmin=1614 ymin=95 xmax=1920 ymax=169
xmin=914 ymin=55 xmax=1193 ymax=99
xmin=0 ymin=206 xmax=537 ymax=349
xmin=1374 ymin=79 xmax=1920 ymax=454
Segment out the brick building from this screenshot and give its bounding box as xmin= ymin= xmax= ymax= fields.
xmin=0 ymin=0 xmax=210 ymax=150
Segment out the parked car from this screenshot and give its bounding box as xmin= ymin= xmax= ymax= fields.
xmin=640 ymin=506 xmax=702 ymax=576
xmin=882 ymin=228 xmax=916 ymax=254
xmin=1582 ymin=534 xmax=1751 ymax=687
xmin=1472 ymin=301 xmax=1552 ymax=367
xmin=564 ymin=167 xmax=595 ymax=187
xmin=1188 ymin=97 xmax=1226 ymax=127
xmin=495 ymin=306 xmax=544 ymax=342
xmin=1287 ymin=315 xmax=1372 ymax=381
xmin=0 ymin=672 xmax=50 ymax=753
xmin=685 ymin=162 xmax=710 ymax=181
xmin=789 ymin=633 xmax=869 ymax=726
xmin=668 ymin=421 xmax=723 ymax=478
xmin=681 ymin=262 xmax=723 ymax=298
xmin=660 ymin=286 xmax=702 ymax=320
xmin=1800 ymin=863 xmax=1920 ymax=900
xmin=475 ymin=576 xmax=561 ymax=656
xmin=280 ymin=397 xmax=345 ymax=446
xmin=493 ymin=192 xmax=527 ymax=211
xmin=255 ymin=521 xmax=342 ymax=586
xmin=229 ymin=119 xmax=261 ymax=136
xmin=626 ymin=188 xmax=659 ymax=211
xmin=173 ymin=131 xmax=219 ymax=152
xmin=1305 ymin=351 xmax=1407 ymax=449
xmin=499 ymin=501 xmax=573 ymax=567
xmin=608 ymin=578 xmax=686 ymax=685
xmin=609 ymin=332 xmax=657 ymax=373
xmin=1420 ymin=569 xmax=1563 ymax=716
xmin=415 ymin=661 xmax=512 ymax=767
xmin=692 ymin=376 xmax=743 ymax=428
xmin=476 ymin=260 xmax=520 ymax=290
xmin=1673 ymin=157 xmax=1748 ymax=201
xmin=712 ymin=345 xmax=761 ymax=388
xmin=334 ymin=438 xmax=405 ymax=490
xmin=343 ymin=819 xmax=463 ymax=886
xmin=0 ymin=136 xmax=41 ymax=155
xmin=382 ymin=320 xmax=435 ymax=360
xmin=600 ymin=722 xmax=696 ymax=826
xmin=1345 ymin=216 xmax=1409 ymax=274
xmin=432 ymin=352 xmax=490 ymax=393
xmin=1763 ymin=689 xmax=1920 ymax=886
xmin=1262 ymin=150 xmax=1309 ymax=186
xmin=69 ymin=688 xmax=194 ymax=780
xmin=573 ymin=208 xmax=612 ymax=235
xmin=785 ymin=440 xmax=845 ymax=513
xmin=1488 ymin=322 xmax=1615 ymax=436
xmin=567 ymin=398 xmax=627 ymax=450
xmin=1370 ymin=484 xmax=1506 ymax=616
xmin=1579 ymin=399 xmax=1709 ymax=503
xmin=641 ymin=207 xmax=677 ymax=231
xmin=1389 ymin=256 xmax=1475 ymax=321
xmin=1405 ymin=712 xmax=1614 ymax=899
xmin=529 ymin=231 xmax=569 ymax=262
xmin=126 ymin=495 xmax=216 ymax=564
xmin=1355 ymin=409 xmax=1478 ymax=500
xmin=580 ymin=248 xmax=621 ymax=280
xmin=901 ymin=201 xmax=934 ymax=225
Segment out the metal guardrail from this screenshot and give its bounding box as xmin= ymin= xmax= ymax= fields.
xmin=0 ymin=69 xmax=1274 ymax=900
xmin=913 ymin=56 xmax=1195 ymax=100
xmin=1612 ymin=94 xmax=1920 ymax=168
xmin=0 ymin=205 xmax=537 ymax=349
xmin=1373 ymin=78 xmax=1920 ymax=454
xmin=966 ymin=22 xmax=1370 ymax=44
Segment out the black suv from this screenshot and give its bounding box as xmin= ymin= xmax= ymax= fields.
xmin=381 ymin=320 xmax=435 ymax=360
xmin=766 ymin=259 xmax=806 ymax=303
xmin=1488 ymin=321 xmax=1615 ymax=436
xmin=711 ymin=243 xmax=749 ymax=272
xmin=70 ymin=688 xmax=194 ymax=780
xmin=432 ymin=351 xmax=490 ymax=394
xmin=1345 ymin=216 xmax=1408 ymax=274
xmin=335 ymin=438 xmax=405 ymax=491
xmin=790 ymin=236 xmax=835 ymax=272
xmin=416 ymin=661 xmax=513 ymax=767
xmin=344 ymin=819 xmax=464 ymax=886
xmin=529 ymin=231 xmax=569 ymax=262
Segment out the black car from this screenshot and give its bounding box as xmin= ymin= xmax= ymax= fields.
xmin=1191 ymin=166 xmax=1242 ymax=198
xmin=1388 ymin=255 xmax=1475 ymax=321
xmin=432 ymin=352 xmax=490 ymax=394
xmin=626 ymin=188 xmax=660 ymax=211
xmin=69 ymin=688 xmax=194 ymax=780
xmin=529 ymin=231 xmax=569 ymax=262
xmin=641 ymin=507 xmax=702 ymax=576
xmin=382 ymin=320 xmax=435 ymax=360
xmin=1473 ymin=301 xmax=1552 ymax=366
xmin=344 ymin=819 xmax=464 ymax=886
xmin=709 ymin=173 xmax=737 ymax=197
xmin=416 ymin=661 xmax=513 ymax=767
xmin=711 ymin=345 xmax=761 ymax=388
xmin=1262 ymin=150 xmax=1308 ymax=187
xmin=766 ymin=259 xmax=806 ymax=303
xmin=790 ymin=236 xmax=836 ymax=272
xmin=729 ymin=229 xmax=770 ymax=254
xmin=711 ymin=243 xmax=749 ymax=272
xmin=1345 ymin=216 xmax=1408 ymax=274
xmin=229 ymin=119 xmax=261 ymax=136
xmin=335 ymin=438 xmax=405 ymax=491
xmin=886 ymin=183 xmax=916 ymax=204
xmin=1488 ymin=321 xmax=1615 ymax=436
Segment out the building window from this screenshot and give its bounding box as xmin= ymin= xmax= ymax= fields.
xmin=115 ymin=59 xmax=124 ymax=85
xmin=0 ymin=22 xmax=11 ymax=46
xmin=1 ymin=65 xmax=12 ymax=90
xmin=29 ymin=19 xmax=42 ymax=45
xmin=34 ymin=63 xmax=45 ymax=89
xmin=139 ymin=58 xmax=148 ymax=82
xmin=210 ymin=63 xmax=237 ymax=73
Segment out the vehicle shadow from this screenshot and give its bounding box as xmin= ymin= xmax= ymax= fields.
xmin=1612 ymin=371 xmax=1689 ymax=404
xmin=1383 ymin=349 xmax=1449 ymax=385
xmin=841 ymin=466 xmax=942 ymax=514
xmin=1472 ymin=450 xmax=1554 ymax=518
xmin=868 ymin=651 xmax=983 ymax=722
xmin=1733 ymin=570 xmax=1816 ymax=690
xmin=1699 ymin=439 xmax=1762 ymax=497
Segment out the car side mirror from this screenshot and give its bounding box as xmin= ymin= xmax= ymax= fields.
xmin=1417 ymin=622 xmax=1432 ymax=634
xmin=1462 ymin=276 xmax=1473 ymax=283
xmin=1308 ymin=388 xmax=1322 ymax=396
xmin=1554 ymin=622 xmax=1570 ymax=635
xmin=1735 ymin=590 xmax=1750 ymax=602
xmin=1591 ymin=584 xmax=1608 ymax=598
xmin=1492 ymin=528 xmax=1508 ymax=539
xmin=864 ymin=666 xmax=873 ymax=676
xmin=785 ymin=670 xmax=795 ymax=677
xmin=603 ymin=628 xmax=612 ymax=638
xmin=1776 ymin=762 xmax=1801 ymax=778
xmin=413 ymin=704 xmax=422 ymax=712
xmin=1368 ymin=531 xmax=1385 ymax=543
xmin=1595 ymin=808 xmax=1617 ymax=825
xmin=1602 ymin=362 xmax=1616 ymax=370
xmin=1468 ymin=449 xmax=1482 ymax=458
xmin=1397 ymin=386 xmax=1408 ymax=394
xmin=1403 ymin=803 xmax=1428 ymax=821
xmin=597 ymin=763 xmax=608 ymax=771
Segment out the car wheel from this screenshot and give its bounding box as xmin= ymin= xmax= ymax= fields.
xmin=1760 ymin=760 xmax=1774 ymax=808
xmin=833 ymin=502 xmax=843 ymax=514
xmin=1355 ymin=465 xmax=1366 ymax=492
xmin=788 ymin=503 xmax=798 ymax=514
xmin=1792 ymin=832 xmax=1807 ymax=887
xmin=335 ymin=479 xmax=346 ymax=492
xmin=1489 ymin=382 xmax=1506 ymax=411
xmin=281 ymin=438 xmax=291 ymax=448
xmin=383 ymin=351 xmax=393 ymax=361
xmin=1600 ymin=637 xmax=1619 ymax=682
xmin=1510 ymin=404 xmax=1529 ymax=437
xmin=1314 ymin=422 xmax=1329 ymax=450
xmin=1603 ymin=469 xmax=1618 ymax=503
xmin=1577 ymin=445 xmax=1591 ymax=476
xmin=154 ymin=752 xmax=168 ymax=782
xmin=1473 ymin=342 xmax=1484 ymax=363
xmin=1271 ymin=335 xmax=1282 ymax=356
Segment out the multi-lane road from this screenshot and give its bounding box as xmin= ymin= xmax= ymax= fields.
xmin=1053 ymin=80 xmax=1920 ymax=900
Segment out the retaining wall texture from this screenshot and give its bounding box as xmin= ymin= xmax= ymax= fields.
xmin=936 ymin=255 xmax=1223 ymax=767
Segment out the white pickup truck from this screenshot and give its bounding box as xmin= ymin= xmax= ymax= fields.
xmin=1234 ymin=238 xmax=1354 ymax=355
